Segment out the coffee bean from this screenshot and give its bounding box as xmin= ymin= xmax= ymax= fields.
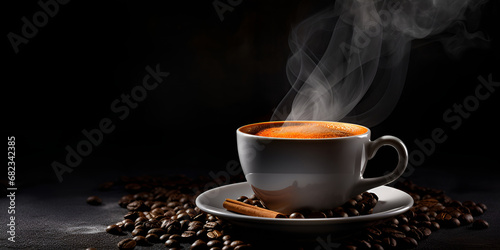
xmin=230 ymin=240 xmax=245 ymax=247
xmin=346 ymin=208 xmax=359 ymax=216
xmin=127 ymin=200 xmax=149 ymax=212
xmin=207 ymin=240 xmax=223 ymax=248
xmin=448 ymin=218 xmax=461 ymax=228
xmin=165 ymin=239 xmax=180 ymax=248
xmin=381 ymin=227 xmax=405 ymax=239
xmin=459 ymin=213 xmax=474 ymax=225
xmin=462 ymin=200 xmax=476 ymax=207
xmin=430 ymin=221 xmax=440 ymax=231
xmin=381 ymin=237 xmax=397 ymax=248
xmin=470 ymin=205 xmax=484 ymax=216
xmin=133 ymin=235 xmax=151 ymax=246
xmin=159 ymin=233 xmax=171 ymax=243
xmin=145 ymin=233 xmax=160 ymax=243
xmin=204 ymin=221 xmax=221 ymax=230
xmin=307 ymin=211 xmax=327 ymax=218
xmin=419 ymin=227 xmax=432 ymax=238
xmin=234 ymin=244 xmax=252 ymax=250
xmin=191 ymin=239 xmax=208 ymax=250
xmin=407 ymin=228 xmax=423 ymax=240
xmin=182 ymin=230 xmax=197 ymax=243
xmin=355 ymin=239 xmax=371 ymax=249
xmin=207 ymin=229 xmax=223 ymax=240
xmin=289 ymin=212 xmax=305 ymax=218
xmin=477 ymin=203 xmax=487 ymax=211
xmin=117 ymin=238 xmax=136 ymax=250
xmin=86 ymin=196 xmax=102 ymax=206
xmin=472 ymin=219 xmax=489 ymax=230
xmin=415 ymin=213 xmax=430 ymax=222
xmin=399 ymin=237 xmax=418 ymax=248
xmin=131 ymin=228 xmax=146 ymax=236
xmin=106 ymin=224 xmax=123 ymax=235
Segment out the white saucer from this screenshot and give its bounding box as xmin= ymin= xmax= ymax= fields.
xmin=196 ymin=182 xmax=413 ymax=235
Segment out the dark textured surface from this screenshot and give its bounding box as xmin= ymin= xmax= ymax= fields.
xmin=1 ymin=166 xmax=499 ymax=250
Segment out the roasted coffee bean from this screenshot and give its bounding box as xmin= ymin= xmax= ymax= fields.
xmin=230 ymin=240 xmax=245 ymax=247
xmin=477 ymin=203 xmax=487 ymax=211
xmin=470 ymin=205 xmax=484 ymax=216
xmin=177 ymin=212 xmax=191 ymax=221
xmin=145 ymin=233 xmax=160 ymax=243
xmin=182 ymin=230 xmax=197 ymax=243
xmin=86 ymin=196 xmax=102 ymax=206
xmin=462 ymin=200 xmax=475 ymax=207
xmin=307 ymin=211 xmax=327 ymax=218
xmin=133 ymin=235 xmax=151 ymax=246
xmin=459 ymin=213 xmax=474 ymax=225
xmin=236 ymin=196 xmax=248 ymax=202
xmin=419 ymin=227 xmax=432 ymax=238
xmin=381 ymin=227 xmax=406 ymax=239
xmin=346 ymin=208 xmax=359 ymax=216
xmin=222 ymin=235 xmax=231 ymax=241
xmin=430 ymin=221 xmax=440 ymax=231
xmin=188 ymin=224 xmax=203 ymax=232
xmin=204 ymin=221 xmax=221 ymax=230
xmin=165 ymin=239 xmax=181 ymax=248
xmin=148 ymin=228 xmax=166 ymax=236
xmin=207 ymin=240 xmax=223 ymax=248
xmin=400 ymin=224 xmax=411 ymax=232
xmin=207 ymin=229 xmax=223 ymax=239
xmin=117 ymin=238 xmax=136 ymax=250
xmin=366 ymin=227 xmax=382 ymax=237
xmin=191 ymin=239 xmax=208 ymax=250
xmin=472 ymin=219 xmax=489 ymax=230
xmin=132 ymin=227 xmax=147 ymax=236
xmin=448 ymin=218 xmax=461 ymax=228
xmin=344 ymin=199 xmax=357 ymax=207
xmin=407 ymin=228 xmax=423 ymax=240
xmin=371 ymin=243 xmax=384 ymax=250
xmin=289 ymin=212 xmax=305 ymax=218
xmin=124 ymin=221 xmax=135 ymax=231
xmin=415 ymin=213 xmax=430 ymax=222
xmin=127 ymin=200 xmax=149 ymax=212
xmin=381 ymin=237 xmax=397 ymax=248
xmin=236 ymin=245 xmax=252 ymax=250
xmin=106 ymin=224 xmax=123 ymax=235
xmin=159 ymin=233 xmax=171 ymax=243
xmin=355 ymin=239 xmax=371 ymax=249
xmin=399 ymin=237 xmax=418 ymax=248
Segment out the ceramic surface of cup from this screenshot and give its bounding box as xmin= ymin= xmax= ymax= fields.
xmin=236 ymin=121 xmax=408 ymax=214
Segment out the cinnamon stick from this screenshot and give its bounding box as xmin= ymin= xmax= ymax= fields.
xmin=223 ymin=199 xmax=286 ymax=218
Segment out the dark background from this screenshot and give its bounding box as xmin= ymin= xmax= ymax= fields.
xmin=2 ymin=0 xmax=499 ymax=185
xmin=1 ymin=0 xmax=500 ymax=248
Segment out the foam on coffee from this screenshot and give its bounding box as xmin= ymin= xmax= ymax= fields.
xmin=249 ymin=121 xmax=367 ymax=139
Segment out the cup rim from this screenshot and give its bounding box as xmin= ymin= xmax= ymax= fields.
xmin=237 ymin=120 xmax=370 ymax=140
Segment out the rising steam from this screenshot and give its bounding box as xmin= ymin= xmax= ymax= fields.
xmin=272 ymin=0 xmax=489 ymax=127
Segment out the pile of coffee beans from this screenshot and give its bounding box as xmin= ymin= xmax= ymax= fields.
xmin=236 ymin=191 xmax=378 ymax=219
xmin=337 ymin=180 xmax=489 ymax=249
xmin=98 ymin=175 xmax=488 ymax=249
xmin=102 ymin=175 xmax=252 ymax=250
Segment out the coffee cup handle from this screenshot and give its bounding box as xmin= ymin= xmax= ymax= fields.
xmin=354 ymin=136 xmax=408 ymax=194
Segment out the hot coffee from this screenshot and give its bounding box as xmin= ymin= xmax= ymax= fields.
xmin=247 ymin=121 xmax=367 ymax=139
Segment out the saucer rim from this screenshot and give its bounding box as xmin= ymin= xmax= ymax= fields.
xmin=195 ymin=182 xmax=413 ymax=224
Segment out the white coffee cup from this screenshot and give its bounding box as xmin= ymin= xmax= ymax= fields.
xmin=236 ymin=121 xmax=408 ymax=214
